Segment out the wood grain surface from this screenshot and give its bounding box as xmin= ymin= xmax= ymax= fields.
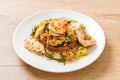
xmin=0 ymin=0 xmax=120 ymax=80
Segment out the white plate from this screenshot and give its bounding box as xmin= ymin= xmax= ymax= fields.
xmin=13 ymin=9 xmax=105 ymax=73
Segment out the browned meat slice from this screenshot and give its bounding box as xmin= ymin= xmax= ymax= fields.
xmin=41 ymin=37 xmax=77 ymax=52
xmin=46 ymin=40 xmax=77 ymax=52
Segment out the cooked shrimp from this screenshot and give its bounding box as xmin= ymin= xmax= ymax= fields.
xmin=75 ymin=28 xmax=96 ymax=47
xmin=48 ymin=17 xmax=67 ymax=35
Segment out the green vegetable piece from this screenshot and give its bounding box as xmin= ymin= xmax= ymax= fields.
xmin=80 ymin=24 xmax=86 ymax=29
xmin=44 ymin=18 xmax=52 ymax=22
xmin=67 ymin=36 xmax=73 ymax=43
xmin=46 ymin=26 xmax=49 ymax=33
xmin=30 ymin=32 xmax=34 ymax=36
xmin=35 ymin=27 xmax=45 ymax=37
xmin=56 ymin=42 xmax=65 ymax=47
xmin=44 ymin=46 xmax=66 ymax=65
xmin=57 ymin=44 xmax=64 ymax=47
xmin=67 ymin=20 xmax=77 ymax=23
xmin=49 ymin=57 xmax=66 ymax=65
xmin=35 ymin=20 xmax=48 ymax=37
xmin=49 ymin=18 xmax=52 ymax=21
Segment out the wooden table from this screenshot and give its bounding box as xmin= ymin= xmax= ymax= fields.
xmin=0 ymin=0 xmax=120 ymax=80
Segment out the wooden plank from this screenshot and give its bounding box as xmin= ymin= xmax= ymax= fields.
xmin=0 ymin=65 xmax=120 ymax=80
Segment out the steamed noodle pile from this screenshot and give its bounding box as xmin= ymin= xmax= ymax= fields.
xmin=24 ymin=17 xmax=96 ymax=64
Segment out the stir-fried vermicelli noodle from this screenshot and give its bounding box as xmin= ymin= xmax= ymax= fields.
xmin=24 ymin=17 xmax=96 ymax=64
